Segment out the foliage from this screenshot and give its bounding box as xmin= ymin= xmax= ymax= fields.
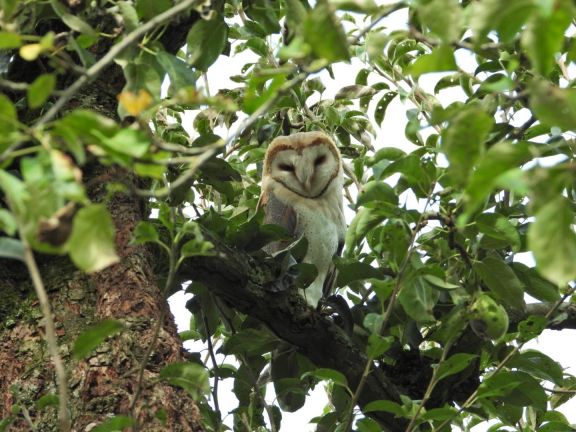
xmin=1 ymin=0 xmax=576 ymax=431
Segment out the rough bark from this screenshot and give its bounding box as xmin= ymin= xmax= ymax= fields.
xmin=0 ymin=7 xmax=205 ymax=430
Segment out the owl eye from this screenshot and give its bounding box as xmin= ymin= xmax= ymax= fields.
xmin=314 ymin=155 xmax=327 ymax=166
xmin=278 ymin=163 xmax=295 ymax=172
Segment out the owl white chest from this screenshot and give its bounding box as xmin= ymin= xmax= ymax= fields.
xmin=263 ymin=172 xmax=345 ymax=306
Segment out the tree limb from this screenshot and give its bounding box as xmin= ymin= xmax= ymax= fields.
xmin=176 ymin=232 xmax=408 ymax=432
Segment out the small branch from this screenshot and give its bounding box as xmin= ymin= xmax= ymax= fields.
xmin=17 ymin=230 xmax=70 ymax=431
xmin=35 ymin=0 xmax=202 ymax=127
xmin=202 ymin=310 xmax=221 ymax=416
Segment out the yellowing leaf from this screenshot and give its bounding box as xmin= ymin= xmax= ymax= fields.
xmin=19 ymin=43 xmax=44 ymax=61
xmin=117 ymin=89 xmax=153 ymax=116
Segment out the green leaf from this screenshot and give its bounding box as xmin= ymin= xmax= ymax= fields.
xmin=0 ymin=31 xmax=22 ymax=49
xmin=335 ymin=85 xmax=377 ymax=100
xmin=73 ymin=319 xmax=124 ymax=360
xmin=303 ymin=0 xmax=350 ymax=62
xmin=530 ymin=80 xmax=576 ymax=131
xmin=0 ymin=209 xmax=17 ymax=236
xmin=473 ymin=256 xmax=526 ymax=310
xmin=0 ymin=237 xmax=24 ymax=261
xmin=463 ymin=141 xmax=532 ymax=218
xmin=398 ymin=276 xmax=438 ymax=323
xmin=435 ymin=353 xmax=477 ymax=383
xmin=508 ymin=350 xmax=564 ymax=385
xmin=476 ymin=213 xmax=521 ymax=250
xmin=35 ymin=394 xmax=59 ymax=409
xmin=335 ymin=259 xmax=386 ymax=287
xmin=135 ymin=0 xmax=171 ymax=21
xmin=0 ymin=170 xmax=26 ymax=215
xmin=160 ymin=362 xmax=210 ymax=398
xmin=366 ymin=334 xmax=393 ymax=358
xmin=511 ymin=262 xmax=560 ymax=302
xmin=407 ymin=44 xmax=457 ymax=78
xmin=345 ymin=207 xmax=386 ymax=254
xmin=441 ymin=104 xmax=493 ymax=186
xmin=477 ymin=371 xmax=525 ymax=399
xmin=100 ymin=129 xmax=150 ymax=158
xmin=417 ymin=0 xmax=463 ymax=43
xmin=356 ymin=181 xmax=398 ymax=208
xmin=91 ymin=416 xmax=135 ymax=432
xmin=521 ymin=0 xmax=572 ymax=75
xmin=66 ymin=204 xmax=120 ymax=273
xmin=187 ymin=18 xmax=228 ymax=71
xmin=303 ymin=368 xmax=348 ymax=388
xmin=242 ymin=0 xmax=281 ymax=35
xmin=470 ymin=0 xmax=536 ymax=43
xmin=528 ymin=196 xmax=576 ymax=286
xmin=330 ymin=0 xmax=378 ymax=13
xmin=355 ymin=417 xmax=381 ymax=432
xmin=156 ymin=52 xmax=196 ymax=92
xmin=363 ymin=400 xmax=406 ymax=416
xmin=50 ymin=0 xmax=97 ymax=36
xmin=374 ymin=91 xmax=397 ymax=126
xmin=132 ymin=221 xmax=160 ymax=245
xmin=27 ymin=74 xmax=56 ymax=109
xmin=221 ymin=328 xmax=279 ymax=356
xmin=0 ymin=94 xmax=17 ymax=135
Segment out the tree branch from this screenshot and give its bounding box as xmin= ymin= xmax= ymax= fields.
xmin=176 ymin=232 xmax=408 ymax=432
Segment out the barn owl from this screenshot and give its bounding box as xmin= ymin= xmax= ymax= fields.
xmin=258 ymin=131 xmax=346 ymax=307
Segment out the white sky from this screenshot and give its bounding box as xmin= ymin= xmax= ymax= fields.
xmin=168 ymin=3 xmax=576 ymax=431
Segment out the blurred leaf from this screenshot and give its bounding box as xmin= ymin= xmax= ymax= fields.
xmin=335 ymin=85 xmax=377 ymax=100
xmin=356 ymin=181 xmax=398 ymax=208
xmin=528 ymin=196 xmax=576 ymax=286
xmin=363 ymin=399 xmax=406 ymax=416
xmin=530 ymin=80 xmax=576 ymax=131
xmin=345 ymin=207 xmax=386 ymax=254
xmin=0 ymin=94 xmax=17 ymax=135
xmin=73 ymin=319 xmax=124 ymax=359
xmin=66 ymin=204 xmax=119 ymax=273
xmin=473 ymin=256 xmax=526 ymax=310
xmin=50 ymin=0 xmax=97 ymax=36
xmin=100 ymin=128 xmax=150 ymax=158
xmin=521 ymin=0 xmax=572 ymax=76
xmin=187 ymin=18 xmax=228 ymax=71
xmin=441 ymin=104 xmax=493 ymax=185
xmin=27 ymin=74 xmax=55 ymax=109
xmin=242 ymin=0 xmax=281 ymax=34
xmin=132 ymin=221 xmax=160 ymax=245
xmin=221 ymin=328 xmax=279 ymax=356
xmin=92 ymin=416 xmax=135 ymax=432
xmin=470 ymin=0 xmax=536 ymax=43
xmin=0 ymin=31 xmax=21 ymax=49
xmin=303 ymin=0 xmax=350 ymax=62
xmin=160 ymin=362 xmax=210 ymax=398
xmin=35 ymin=394 xmax=59 ymax=410
xmin=118 ymin=90 xmax=153 ymax=116
xmin=366 ymin=334 xmax=393 ymax=358
xmin=417 ymin=0 xmax=462 ymax=43
xmin=476 ymin=213 xmax=521 ymax=250
xmin=136 ymin=0 xmax=171 ymax=20
xmin=0 ymin=237 xmax=24 ymax=261
xmin=464 ymin=141 xmax=532 ymax=218
xmin=407 ymin=45 xmax=457 ymax=78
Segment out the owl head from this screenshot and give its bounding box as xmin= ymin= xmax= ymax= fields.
xmin=263 ymin=131 xmax=342 ymax=199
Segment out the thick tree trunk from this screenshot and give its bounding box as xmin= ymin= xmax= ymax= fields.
xmin=1 ymin=40 xmax=205 ymax=432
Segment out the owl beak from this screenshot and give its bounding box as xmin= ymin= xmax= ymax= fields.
xmin=296 ymin=164 xmax=313 ymax=193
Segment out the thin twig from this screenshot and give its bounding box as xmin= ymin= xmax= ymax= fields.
xmin=18 ymin=228 xmax=70 ymax=431
xmin=201 ymin=310 xmax=221 ymax=416
xmin=35 ymin=0 xmax=202 ymax=127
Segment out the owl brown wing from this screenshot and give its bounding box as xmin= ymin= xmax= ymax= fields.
xmin=258 ymin=190 xmax=299 ymax=255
